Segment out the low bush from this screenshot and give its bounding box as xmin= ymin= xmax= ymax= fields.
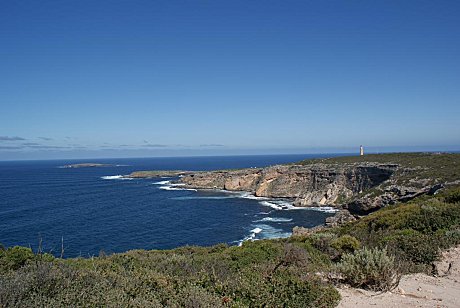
xmin=331 ymin=235 xmax=360 ymax=254
xmin=0 ymin=246 xmax=35 ymax=272
xmin=335 ymin=247 xmax=400 ymax=291
xmin=444 ymin=187 xmax=460 ymax=204
xmin=0 ymin=240 xmax=341 ymax=307
xmin=308 ymin=232 xmax=338 ymax=258
xmin=336 ymin=193 xmax=460 ymax=273
xmin=444 ymin=228 xmax=460 ymax=246
xmin=384 ymin=230 xmax=440 ymax=265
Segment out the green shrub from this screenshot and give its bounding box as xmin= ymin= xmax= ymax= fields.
xmin=406 ymin=201 xmax=460 ymax=233
xmin=444 ymin=228 xmax=460 ymax=246
xmin=308 ymin=232 xmax=338 ymax=257
xmin=338 ymin=197 xmax=460 ymax=256
xmin=0 ymin=242 xmax=340 ymax=308
xmin=336 ymin=247 xmax=400 ymax=291
xmin=226 ymin=240 xmax=282 ymax=268
xmin=0 ymin=246 xmax=35 ymax=272
xmin=331 ymin=235 xmax=360 ymax=254
xmin=390 ymin=231 xmax=440 ymax=265
xmin=444 ymin=187 xmax=460 ymax=204
xmin=379 ymin=229 xmax=442 ymax=271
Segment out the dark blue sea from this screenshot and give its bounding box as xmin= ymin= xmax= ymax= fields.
xmin=0 ymin=154 xmax=343 ymax=258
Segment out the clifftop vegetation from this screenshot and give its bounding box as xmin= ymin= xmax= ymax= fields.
xmin=296 ymin=152 xmax=460 ymax=184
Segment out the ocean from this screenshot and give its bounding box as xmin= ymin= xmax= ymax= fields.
xmin=0 ymin=154 xmax=342 ymax=258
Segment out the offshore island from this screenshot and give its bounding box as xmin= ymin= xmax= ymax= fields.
xmin=1 ymin=152 xmax=460 ymax=307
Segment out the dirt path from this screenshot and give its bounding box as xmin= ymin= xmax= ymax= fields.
xmin=338 ymin=246 xmax=460 ymax=307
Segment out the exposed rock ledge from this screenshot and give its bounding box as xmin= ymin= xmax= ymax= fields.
xmin=178 ymin=162 xmax=445 ymax=214
xmin=179 ymin=163 xmax=396 ymax=211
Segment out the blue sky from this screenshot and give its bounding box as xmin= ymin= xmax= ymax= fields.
xmin=1 ymin=0 xmax=459 ymax=160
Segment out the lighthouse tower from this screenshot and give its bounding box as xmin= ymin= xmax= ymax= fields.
xmin=360 ymin=145 xmax=364 ymax=156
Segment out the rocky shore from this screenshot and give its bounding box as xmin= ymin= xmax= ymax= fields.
xmin=179 ymin=163 xmax=396 ymax=208
xmin=177 ymin=154 xmax=455 ymax=215
xmin=127 ymin=153 xmax=458 ymax=216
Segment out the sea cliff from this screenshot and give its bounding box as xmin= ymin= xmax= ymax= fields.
xmin=178 ymin=153 xmax=459 ymax=214
xmin=179 ymin=164 xmax=396 ymax=207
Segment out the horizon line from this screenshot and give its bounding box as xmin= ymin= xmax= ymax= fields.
xmin=1 ymin=149 xmax=459 ymax=163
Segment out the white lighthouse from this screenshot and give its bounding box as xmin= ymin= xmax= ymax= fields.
xmin=360 ymin=145 xmax=364 ymax=156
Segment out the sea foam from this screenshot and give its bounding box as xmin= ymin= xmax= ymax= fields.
xmin=256 ymin=217 xmax=293 ymax=223
xmin=237 ymin=227 xmax=263 ymax=246
xmin=101 ymin=175 xmax=132 ymax=180
xmin=237 ymin=224 xmax=291 ymax=246
xmin=304 ymin=206 xmax=339 ymax=213
xmin=238 ymin=192 xmax=269 ymax=200
xmin=152 ymin=180 xmax=171 ymax=185
xmin=159 ymin=186 xmax=197 ymax=191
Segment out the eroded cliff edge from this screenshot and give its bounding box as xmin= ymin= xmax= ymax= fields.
xmin=178 ymin=153 xmax=460 ymax=214
xmin=179 ymin=163 xmax=396 ymax=212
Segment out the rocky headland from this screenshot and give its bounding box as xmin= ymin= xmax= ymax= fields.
xmin=177 ymin=153 xmax=459 ymax=215
xmin=179 ymin=163 xmax=396 ymax=212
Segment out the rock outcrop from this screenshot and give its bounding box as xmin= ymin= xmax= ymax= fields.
xmin=346 ymin=183 xmax=445 ymax=214
xmin=325 ymin=210 xmax=357 ymax=227
xmin=179 ymin=163 xmax=397 ymax=210
xmin=129 ymin=153 xmax=459 ymax=216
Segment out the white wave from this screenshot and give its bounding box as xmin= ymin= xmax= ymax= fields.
xmin=257 ymin=200 xmax=303 ymax=211
xmin=159 ymin=186 xmax=197 ymax=191
xmin=238 ymin=192 xmax=269 ymax=200
xmin=304 ymin=206 xmax=339 ymax=213
xmin=156 ymin=180 xmax=198 ymax=191
xmin=256 ymin=224 xmax=291 ymax=240
xmin=102 ymin=175 xmax=123 ymax=180
xmin=259 ymin=201 xmax=287 ymax=210
xmin=256 ymin=217 xmax=293 ymax=223
xmin=258 ymin=200 xmax=338 ymax=212
xmin=237 ymin=224 xmax=291 ymax=246
xmin=152 ymin=180 xmax=171 ymax=185
xmin=237 ymin=227 xmax=263 ymax=246
xmin=101 ymin=175 xmax=132 ymax=180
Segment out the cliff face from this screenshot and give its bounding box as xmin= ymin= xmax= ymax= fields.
xmin=129 ymin=153 xmax=458 ymax=215
xmin=179 ymin=163 xmax=397 ymax=207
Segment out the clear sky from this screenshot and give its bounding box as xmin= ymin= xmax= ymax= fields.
xmin=1 ymin=0 xmax=459 ymax=160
